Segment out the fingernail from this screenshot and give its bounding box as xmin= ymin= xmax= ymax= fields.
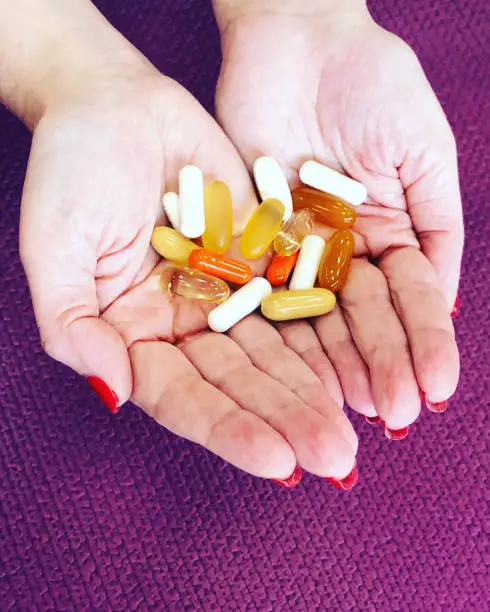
xmin=87 ymin=376 xmax=119 ymax=414
xmin=272 ymin=465 xmax=303 ymax=488
xmin=451 ymin=295 xmax=459 ymax=318
xmin=421 ymin=392 xmax=449 ymax=414
xmin=325 ymin=463 xmax=359 ymax=491
xmin=383 ymin=424 xmax=409 ymax=440
xmin=364 ymin=415 xmax=381 ymax=425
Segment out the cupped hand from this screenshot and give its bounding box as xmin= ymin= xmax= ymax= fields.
xmin=216 ymin=6 xmax=463 ymax=430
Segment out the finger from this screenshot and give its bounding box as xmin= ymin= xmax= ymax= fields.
xmin=340 ymin=258 xmax=421 ymax=430
xmin=313 ymin=305 xmax=376 ymax=419
xmin=130 ymin=340 xmax=296 ymax=479
xmin=379 ymin=246 xmax=459 ymax=408
xmin=178 ymin=330 xmax=356 ymax=479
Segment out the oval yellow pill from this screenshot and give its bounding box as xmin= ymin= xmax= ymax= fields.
xmin=203 ymin=181 xmax=233 ymax=254
xmin=151 ymin=227 xmax=198 ymax=264
xmin=261 ymin=288 xmax=336 ymax=321
xmin=240 ymin=198 xmax=285 ymax=259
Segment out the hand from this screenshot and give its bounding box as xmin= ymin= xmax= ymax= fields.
xmin=215 ymin=4 xmax=463 ymax=430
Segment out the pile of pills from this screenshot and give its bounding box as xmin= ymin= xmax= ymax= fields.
xmin=151 ymin=158 xmax=366 ymax=332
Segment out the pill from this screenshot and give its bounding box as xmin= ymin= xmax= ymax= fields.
xmin=261 ymin=288 xmax=336 ymax=321
xmin=266 ymin=251 xmax=299 ymax=287
xmin=162 ymin=191 xmax=180 ymax=230
xmin=292 ymin=186 xmax=357 ymax=229
xmin=179 ymin=165 xmax=205 ymax=238
xmin=299 ymin=160 xmax=367 ymax=206
xmin=202 ymin=181 xmax=233 ymax=254
xmin=240 ymin=198 xmax=285 ymax=259
xmin=317 ymin=230 xmax=355 ymax=293
xmin=253 ymin=157 xmax=293 ymax=220
xmin=189 ymin=248 xmax=252 ymax=285
xmin=208 ymin=277 xmax=272 ymax=333
xmin=151 ymin=227 xmax=198 ymax=264
xmin=274 ymin=210 xmax=314 ymax=256
xmin=289 ymin=234 xmax=325 ymax=290
xmin=162 ymin=266 xmax=230 ymax=304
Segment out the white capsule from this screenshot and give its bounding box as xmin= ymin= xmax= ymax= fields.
xmin=208 ymin=277 xmax=272 ymax=333
xmin=299 ymin=160 xmax=367 ymax=206
xmin=179 ymin=165 xmax=205 ymax=238
xmin=162 ymin=192 xmax=180 ymax=230
xmin=289 ymin=234 xmax=325 ymax=290
xmin=253 ymin=157 xmax=293 ymax=221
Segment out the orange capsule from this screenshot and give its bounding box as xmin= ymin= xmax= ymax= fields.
xmin=317 ymin=230 xmax=355 ymax=292
xmin=292 ymin=186 xmax=357 ymax=229
xmin=266 ymin=252 xmax=299 ymax=287
xmin=189 ymin=248 xmax=252 ymax=285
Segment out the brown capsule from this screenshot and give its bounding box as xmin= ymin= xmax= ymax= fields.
xmin=317 ymin=230 xmax=355 ymax=293
xmin=292 ymin=186 xmax=357 ymax=229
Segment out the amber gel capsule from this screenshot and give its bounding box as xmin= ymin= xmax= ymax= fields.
xmin=261 ymin=289 xmax=336 ymax=321
xmin=240 ymin=198 xmax=285 ymax=259
xmin=292 ymin=186 xmax=357 ymax=229
xmin=162 ymin=266 xmax=230 ymax=304
xmin=274 ymin=210 xmax=314 ymax=256
xmin=151 ymin=227 xmax=198 ymax=264
xmin=318 ymin=230 xmax=355 ymax=293
xmin=266 ymin=251 xmax=299 ymax=287
xmin=189 ymin=248 xmax=252 ymax=285
xmin=202 ymin=181 xmax=233 ymax=254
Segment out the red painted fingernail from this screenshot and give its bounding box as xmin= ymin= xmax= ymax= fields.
xmin=87 ymin=377 xmax=119 ymax=414
xmin=272 ymin=465 xmax=303 ymax=488
xmin=451 ymin=295 xmax=459 ymax=318
xmin=383 ymin=424 xmax=409 ymax=440
xmin=364 ymin=415 xmax=381 ymax=425
xmin=421 ymin=392 xmax=449 ymax=414
xmin=325 ymin=463 xmax=359 ymax=491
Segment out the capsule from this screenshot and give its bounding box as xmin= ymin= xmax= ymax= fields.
xmin=261 ymin=289 xmax=336 ymax=321
xmin=189 ymin=248 xmax=252 ymax=285
xmin=274 ymin=210 xmax=314 ymax=256
xmin=208 ymin=277 xmax=272 ymax=333
xmin=179 ymin=165 xmax=205 ymax=238
xmin=317 ymin=230 xmax=355 ymax=293
xmin=292 ymin=186 xmax=356 ymax=229
xmin=162 ymin=266 xmax=230 ymax=304
xmin=289 ymin=234 xmax=325 ymax=290
xmin=202 ymin=181 xmax=233 ymax=254
xmin=162 ymin=191 xmax=180 ymax=230
xmin=240 ymin=198 xmax=285 ymax=259
xmin=266 ymin=252 xmax=299 ymax=287
xmin=299 ymin=160 xmax=367 ymax=206
xmin=253 ymin=157 xmax=293 ymax=221
xmin=151 ymin=227 xmax=198 ymax=263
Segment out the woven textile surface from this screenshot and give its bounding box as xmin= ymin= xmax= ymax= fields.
xmin=0 ymin=0 xmax=488 ymax=610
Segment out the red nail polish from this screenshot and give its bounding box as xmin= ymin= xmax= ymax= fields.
xmin=364 ymin=415 xmax=381 ymax=425
xmin=272 ymin=465 xmax=303 ymax=488
xmin=451 ymin=295 xmax=459 ymax=318
xmin=383 ymin=424 xmax=409 ymax=440
xmin=325 ymin=463 xmax=359 ymax=491
xmin=422 ymin=392 xmax=448 ymax=414
xmin=87 ymin=377 xmax=119 ymax=414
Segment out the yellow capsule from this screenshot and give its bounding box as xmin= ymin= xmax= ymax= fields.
xmin=161 ymin=266 xmax=230 ymax=304
xmin=202 ymin=181 xmax=233 ymax=254
xmin=261 ymin=288 xmax=336 ymax=321
xmin=151 ymin=227 xmax=198 ymax=264
xmin=274 ymin=210 xmax=315 ymax=256
xmin=240 ymin=198 xmax=285 ymax=259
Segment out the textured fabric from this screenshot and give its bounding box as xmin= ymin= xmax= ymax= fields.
xmin=0 ymin=0 xmax=488 ymax=610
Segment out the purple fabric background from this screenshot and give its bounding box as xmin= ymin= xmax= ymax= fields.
xmin=0 ymin=0 xmax=488 ymax=609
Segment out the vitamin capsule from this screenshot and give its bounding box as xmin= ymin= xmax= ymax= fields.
xmin=274 ymin=210 xmax=314 ymax=256
xmin=261 ymin=289 xmax=336 ymax=321
xmin=179 ymin=165 xmax=205 ymax=238
xmin=162 ymin=191 xmax=180 ymax=230
xmin=151 ymin=227 xmax=198 ymax=264
xmin=253 ymin=157 xmax=293 ymax=220
xmin=266 ymin=251 xmax=299 ymax=287
xmin=292 ymin=186 xmax=357 ymax=229
xmin=208 ymin=277 xmax=272 ymax=333
xmin=317 ymin=230 xmax=355 ymax=293
xmin=162 ymin=266 xmax=230 ymax=304
xmin=202 ymin=181 xmax=233 ymax=254
xmin=289 ymin=234 xmax=325 ymax=290
xmin=299 ymin=160 xmax=367 ymax=206
xmin=189 ymin=248 xmax=252 ymax=285
xmin=240 ymin=198 xmax=285 ymax=259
